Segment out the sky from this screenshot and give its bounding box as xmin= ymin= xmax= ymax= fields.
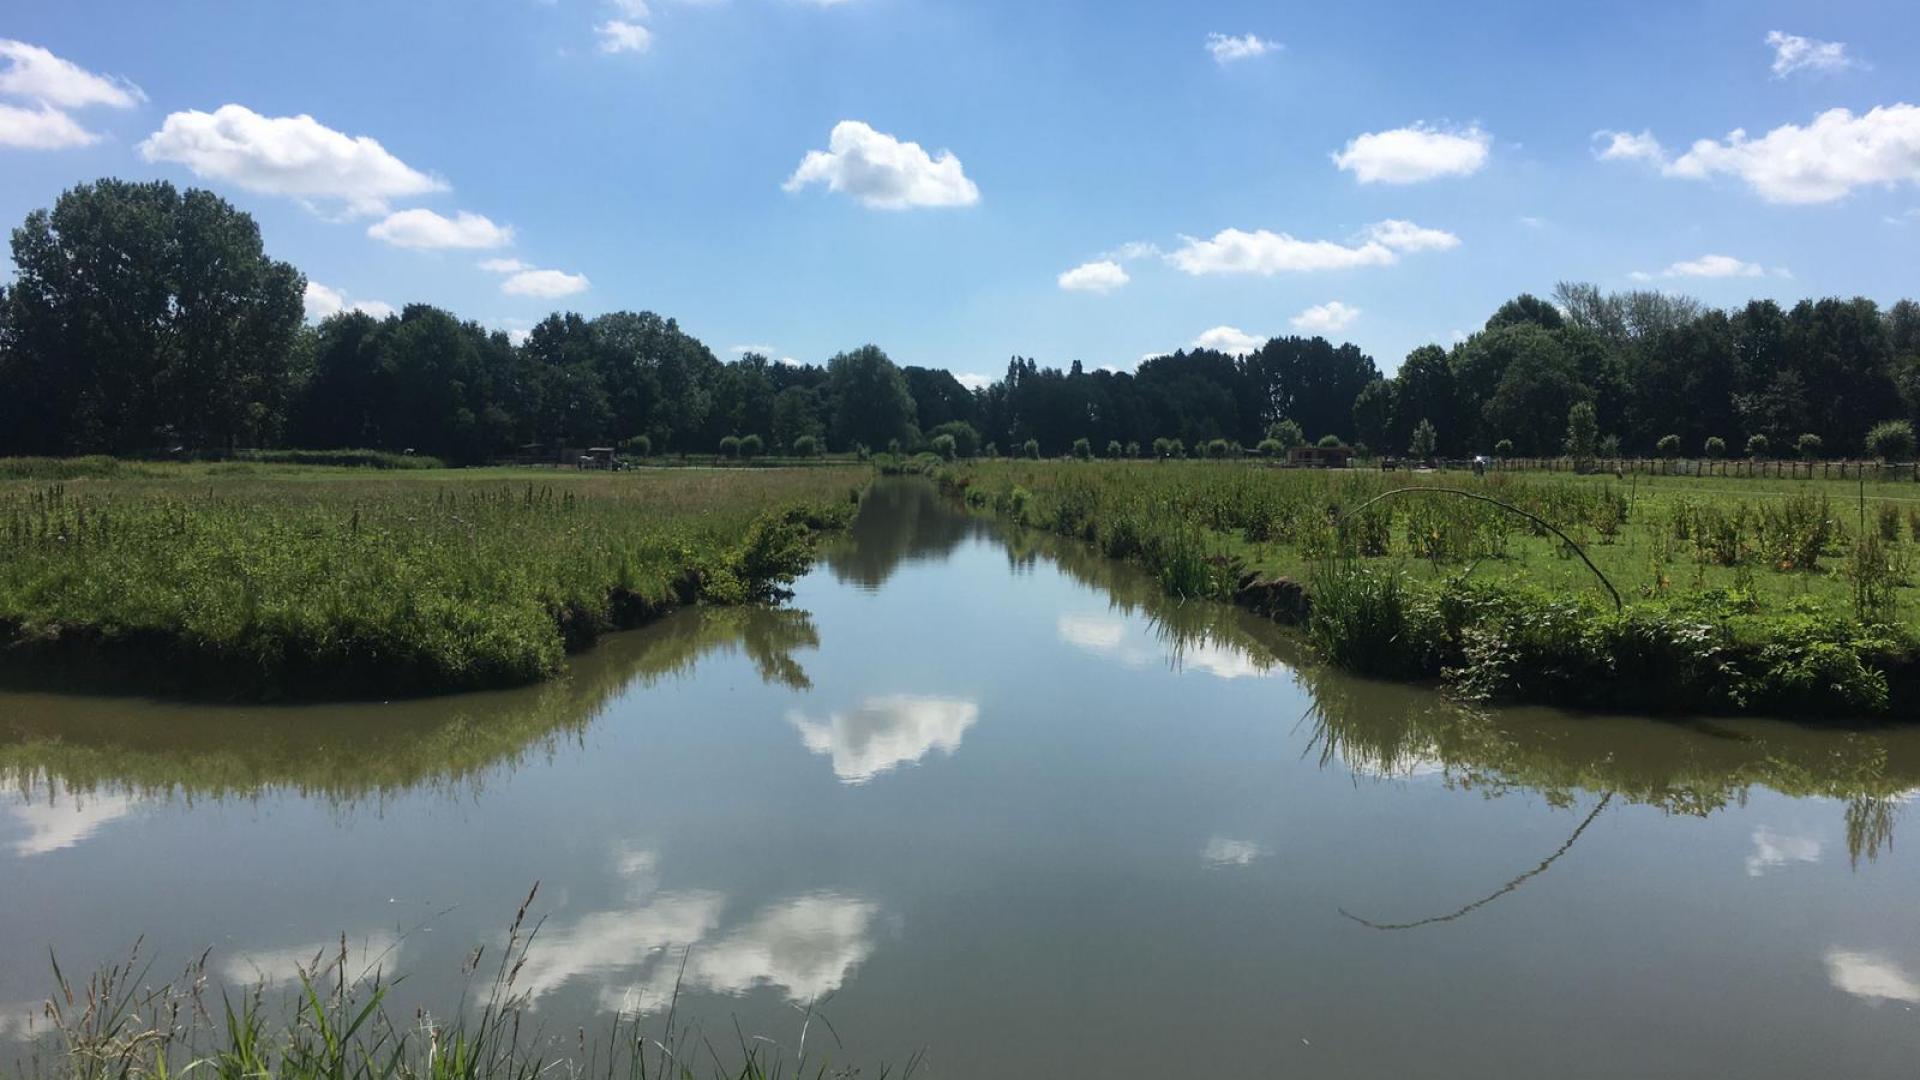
xmin=2 ymin=0 xmax=1918 ymax=382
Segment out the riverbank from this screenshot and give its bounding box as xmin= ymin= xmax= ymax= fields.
xmin=0 ymin=462 xmax=862 ymax=699
xmin=932 ymin=460 xmax=1920 ymax=717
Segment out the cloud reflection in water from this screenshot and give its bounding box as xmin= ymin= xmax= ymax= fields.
xmin=786 ymin=695 xmax=979 ymax=783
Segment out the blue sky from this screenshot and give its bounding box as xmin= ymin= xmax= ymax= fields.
xmin=3 ymin=0 xmax=1918 ymax=380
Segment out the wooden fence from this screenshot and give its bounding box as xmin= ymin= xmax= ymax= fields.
xmin=1469 ymin=457 xmax=1920 ymax=481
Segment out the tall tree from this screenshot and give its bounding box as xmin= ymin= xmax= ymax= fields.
xmin=827 ymin=344 xmax=917 ymax=450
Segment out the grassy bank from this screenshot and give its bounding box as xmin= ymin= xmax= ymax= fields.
xmin=934 ymin=460 xmax=1920 ymax=717
xmin=0 ymin=462 xmax=861 ymax=699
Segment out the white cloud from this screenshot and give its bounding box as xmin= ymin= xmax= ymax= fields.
xmin=1201 ymin=837 xmax=1263 ymax=867
xmin=596 ymin=20 xmax=653 ymax=54
xmin=610 ymin=0 xmax=651 ymax=16
xmin=1167 ymin=219 xmax=1456 ymax=276
xmin=954 ymin=372 xmax=993 ymax=391
xmin=1826 ymin=950 xmax=1920 ymax=1004
xmin=0 ymin=101 xmax=97 ymax=149
xmin=504 ymin=269 xmax=590 ymax=298
xmin=138 ymin=104 xmax=445 ymax=217
xmin=1366 ymin=218 xmax=1461 ymax=252
xmin=1650 ymin=253 xmax=1769 ymax=279
xmin=221 ymin=932 xmax=401 ymax=988
xmin=1058 ymin=259 xmax=1129 ymax=293
xmin=786 ymin=695 xmax=979 ymax=783
xmin=1291 ymin=301 xmax=1361 ymax=333
xmin=1333 ymin=123 xmax=1489 ymax=183
xmin=367 ymin=208 xmax=513 ymax=249
xmin=1662 ymin=105 xmax=1920 ymax=204
xmin=0 ymin=39 xmax=143 ymax=109
xmin=1766 ymin=31 xmax=1859 ymax=78
xmin=1745 ymin=826 xmax=1822 ymax=877
xmin=303 ymin=281 xmax=395 ymax=321
xmin=480 ymin=259 xmax=590 ymax=298
xmin=1593 ymin=128 xmax=1665 ymax=163
xmin=784 ymin=120 xmax=979 ymax=209
xmin=1206 ymin=33 xmax=1278 ymax=64
xmin=1057 ymin=614 xmax=1126 ymax=650
xmin=1106 ymin=240 xmax=1162 ymax=261
xmin=1193 ymin=325 xmax=1265 ymax=356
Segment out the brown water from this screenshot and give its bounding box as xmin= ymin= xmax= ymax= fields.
xmin=3 ymin=480 xmax=1919 ymax=1076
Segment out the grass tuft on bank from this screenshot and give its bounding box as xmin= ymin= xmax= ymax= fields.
xmin=935 ymin=459 xmax=1920 ymax=717
xmin=0 ymin=463 xmax=861 ymax=698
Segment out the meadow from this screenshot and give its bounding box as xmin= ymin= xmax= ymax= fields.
xmin=0 ymin=461 xmax=861 ymax=698
xmin=934 ymin=459 xmax=1920 ymax=717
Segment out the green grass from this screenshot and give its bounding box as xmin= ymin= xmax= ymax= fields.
xmin=936 ymin=459 xmax=1920 ymax=716
xmin=0 ymin=462 xmax=862 ymax=698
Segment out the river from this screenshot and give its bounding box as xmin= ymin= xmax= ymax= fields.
xmin=3 ymin=479 xmax=1917 ymax=1076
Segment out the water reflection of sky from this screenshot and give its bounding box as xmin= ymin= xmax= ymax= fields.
xmin=1 ymin=773 xmax=141 ymax=857
xmin=786 ymin=695 xmax=979 ymax=784
xmin=1055 ymin=613 xmax=1272 ymax=680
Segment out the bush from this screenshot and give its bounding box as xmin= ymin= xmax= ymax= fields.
xmin=1599 ymin=434 xmax=1622 ymax=458
xmin=1125 ymin=441 xmax=1141 ymax=458
xmin=1704 ymin=436 xmax=1726 ymax=459
xmin=1796 ymin=433 xmax=1823 ymax=460
xmin=1494 ymin=439 xmax=1514 ymax=457
xmin=1023 ymin=438 xmax=1041 ymax=459
xmin=1105 ymin=439 xmax=1124 ymax=459
xmin=719 ymin=435 xmax=741 ymax=458
xmin=983 ymin=441 xmax=999 ymax=459
xmin=1268 ymin=420 xmax=1307 ymax=449
xmin=739 ymin=434 xmax=763 ymax=459
xmin=1866 ymin=419 xmax=1916 ymax=461
xmin=1745 ymin=434 xmax=1768 ymax=458
xmin=1657 ymin=434 xmax=1681 ymax=459
xmin=1257 ymin=438 xmax=1284 ymax=457
xmin=621 ymin=434 xmax=652 ymax=457
xmin=1072 ymin=437 xmax=1093 ymax=460
xmin=929 ymin=420 xmax=981 ymax=459
xmin=930 ymin=433 xmax=957 ymax=460
xmin=1316 ymin=434 xmax=1344 ymax=449
xmin=886 ymin=438 xmax=903 ymax=457
xmin=1152 ymin=437 xmax=1171 ymax=458
xmin=1564 ymin=401 xmax=1598 ymax=458
xmin=1166 ymin=438 xmax=1185 ymax=459
xmin=791 ymin=434 xmax=819 ymax=458
xmin=1207 ymin=438 xmax=1231 ymax=459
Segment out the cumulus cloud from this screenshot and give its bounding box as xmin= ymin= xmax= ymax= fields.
xmin=0 ymin=39 xmax=142 ymax=109
xmin=784 ymin=120 xmax=979 ymax=209
xmin=303 ymin=281 xmax=395 ymax=321
xmin=1745 ymin=826 xmax=1822 ymax=877
xmin=1206 ymin=33 xmax=1278 ymax=64
xmin=139 ymin=104 xmax=444 ymax=217
xmin=1192 ymin=326 xmax=1265 ymax=356
xmin=954 ymin=373 xmax=993 ymax=391
xmin=1651 ymin=254 xmax=1770 ymax=279
xmin=1290 ymin=301 xmax=1360 ymax=333
xmin=1766 ymin=31 xmax=1859 ymax=78
xmin=479 ymin=257 xmax=588 ymax=297
xmin=1333 ymin=123 xmax=1489 ymax=183
xmin=0 ymin=102 xmax=98 ymax=149
xmin=1600 ymin=106 xmax=1920 ymax=204
xmin=1167 ymin=219 xmax=1457 ymax=276
xmin=1057 ymin=259 xmax=1129 ymax=293
xmin=1666 ymin=105 xmax=1920 ymax=204
xmin=367 ymin=208 xmax=513 ymax=249
xmin=1201 ymin=837 xmax=1263 ymax=867
xmin=597 ymin=20 xmax=653 ymax=53
xmin=1592 ymin=129 xmax=1665 ymax=163
xmin=0 ymin=39 xmax=142 ymax=150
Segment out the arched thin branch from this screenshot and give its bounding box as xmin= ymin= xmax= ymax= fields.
xmin=1337 ymin=487 xmax=1623 ymax=612
xmin=1338 ymin=792 xmax=1614 ymax=931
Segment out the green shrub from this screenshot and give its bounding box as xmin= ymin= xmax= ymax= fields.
xmin=1797 ymin=433 xmax=1823 ymax=460
xmin=791 ymin=434 xmax=819 ymax=457
xmin=1657 ymin=434 xmax=1681 ymax=458
xmin=1494 ymin=439 xmax=1514 ymax=457
xmin=1746 ymin=434 xmax=1769 ymax=458
xmin=1267 ymin=419 xmax=1306 ymax=449
xmin=929 ymin=420 xmax=981 ymax=459
xmin=1316 ymin=434 xmax=1344 ymax=449
xmin=1023 ymin=438 xmax=1041 ymax=459
xmin=739 ymin=434 xmax=763 ymax=459
xmin=1257 ymin=438 xmax=1284 ymax=457
xmin=719 ymin=435 xmax=741 ymax=458
xmin=1410 ymin=419 xmax=1438 ymax=460
xmin=1072 ymin=437 xmax=1093 ymax=460
xmin=1125 ymin=441 xmax=1142 ymax=458
xmin=1866 ymin=419 xmax=1916 ymax=461
xmin=621 ymin=434 xmax=652 ymax=457
xmin=1704 ymin=436 xmax=1726 ymax=460
xmin=1207 ymin=438 xmax=1231 ymax=459
xmin=1105 ymin=439 xmax=1124 ymax=459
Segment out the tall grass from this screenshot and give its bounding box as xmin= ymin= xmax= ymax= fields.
xmin=0 ymin=466 xmax=860 ymax=698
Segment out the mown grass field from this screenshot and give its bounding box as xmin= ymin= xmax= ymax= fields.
xmin=0 ymin=460 xmax=862 ymax=698
xmin=936 ymin=459 xmax=1920 ymax=716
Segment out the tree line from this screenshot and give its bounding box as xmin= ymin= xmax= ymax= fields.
xmin=4 ymin=179 xmax=1918 ymax=462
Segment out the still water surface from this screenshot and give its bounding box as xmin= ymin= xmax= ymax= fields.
xmin=4 ymin=480 xmax=1919 ymax=1076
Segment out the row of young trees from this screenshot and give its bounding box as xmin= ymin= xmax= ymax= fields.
xmin=3 ymin=179 xmax=1919 ymax=462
